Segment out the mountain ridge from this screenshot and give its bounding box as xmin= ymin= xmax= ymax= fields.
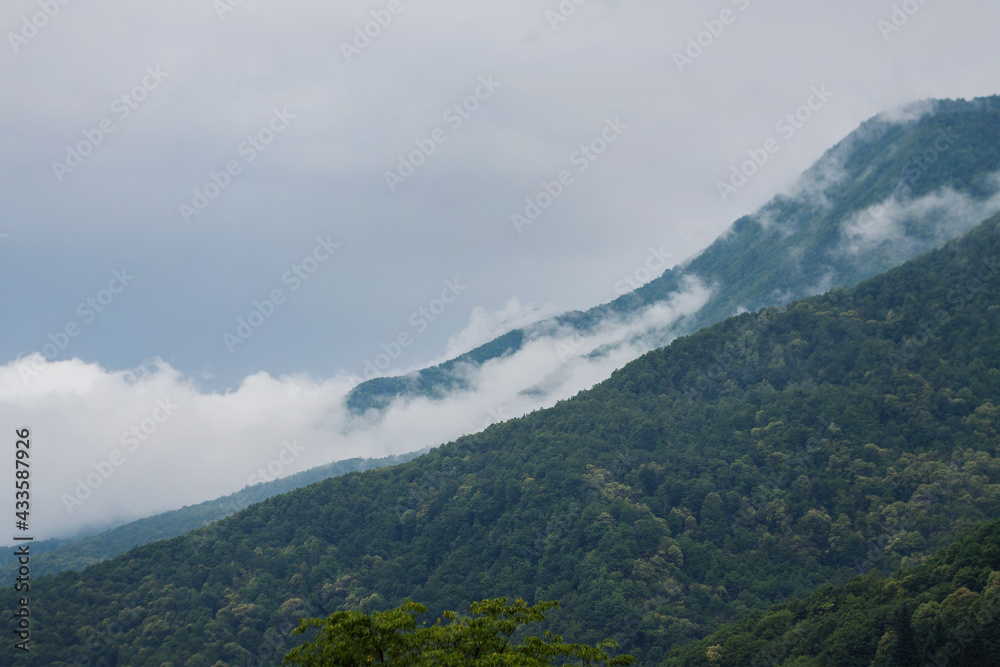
xmin=9 ymin=207 xmax=1000 ymax=664
xmin=347 ymin=95 xmax=1000 ymax=414
xmin=47 ymin=93 xmax=996 ymax=583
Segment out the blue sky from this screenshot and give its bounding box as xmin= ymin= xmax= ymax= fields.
xmin=3 ymin=0 xmax=1000 ymax=539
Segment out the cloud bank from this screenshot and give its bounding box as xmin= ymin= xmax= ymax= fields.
xmin=838 ymin=174 xmax=1000 ymax=260
xmin=2 ymin=277 xmax=710 ymax=541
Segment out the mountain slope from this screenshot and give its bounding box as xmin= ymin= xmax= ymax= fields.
xmin=662 ymin=518 xmax=1000 ymax=666
xmin=0 ymin=450 xmax=423 ymax=582
xmin=8 ymin=213 xmax=1000 ymax=665
xmin=25 ymin=95 xmax=998 ymax=587
xmin=348 ymin=95 xmax=1000 ymax=414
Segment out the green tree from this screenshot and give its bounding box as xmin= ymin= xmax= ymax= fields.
xmin=282 ymin=597 xmax=636 ymax=666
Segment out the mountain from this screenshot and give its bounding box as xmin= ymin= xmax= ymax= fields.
xmin=663 ymin=518 xmax=1000 ymax=666
xmin=0 ymin=450 xmax=423 ymax=582
xmin=26 ymin=96 xmax=999 ymax=582
xmin=348 ymin=95 xmax=1000 ymax=414
xmin=7 ymin=206 xmax=1000 ymax=664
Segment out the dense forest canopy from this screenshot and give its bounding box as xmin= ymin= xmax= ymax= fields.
xmin=282 ymin=598 xmax=636 ymax=666
xmin=663 ymin=519 xmax=1000 ymax=666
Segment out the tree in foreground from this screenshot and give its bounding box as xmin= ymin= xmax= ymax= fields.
xmin=282 ymin=597 xmax=637 ymax=666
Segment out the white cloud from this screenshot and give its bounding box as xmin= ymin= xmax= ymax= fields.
xmin=0 ymin=277 xmax=711 ymax=543
xmin=876 ymin=98 xmax=939 ymax=125
xmin=838 ymin=175 xmax=1000 ymax=258
xmin=2 ymin=356 xmax=357 ymax=541
xmin=438 ymin=296 xmax=556 ymax=361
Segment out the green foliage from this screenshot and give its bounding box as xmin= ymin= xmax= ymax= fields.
xmin=7 ymin=211 xmax=1000 ymax=663
xmin=282 ymin=598 xmax=635 ymax=666
xmin=662 ymin=520 xmax=1000 ymax=666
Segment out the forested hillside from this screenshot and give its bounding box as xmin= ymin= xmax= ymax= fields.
xmin=663 ymin=519 xmax=1000 ymax=666
xmin=0 ymin=450 xmax=422 ymax=582
xmin=7 ymin=213 xmax=1000 ymax=665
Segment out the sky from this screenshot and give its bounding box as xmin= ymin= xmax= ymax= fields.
xmin=2 ymin=0 xmax=1000 ymax=540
